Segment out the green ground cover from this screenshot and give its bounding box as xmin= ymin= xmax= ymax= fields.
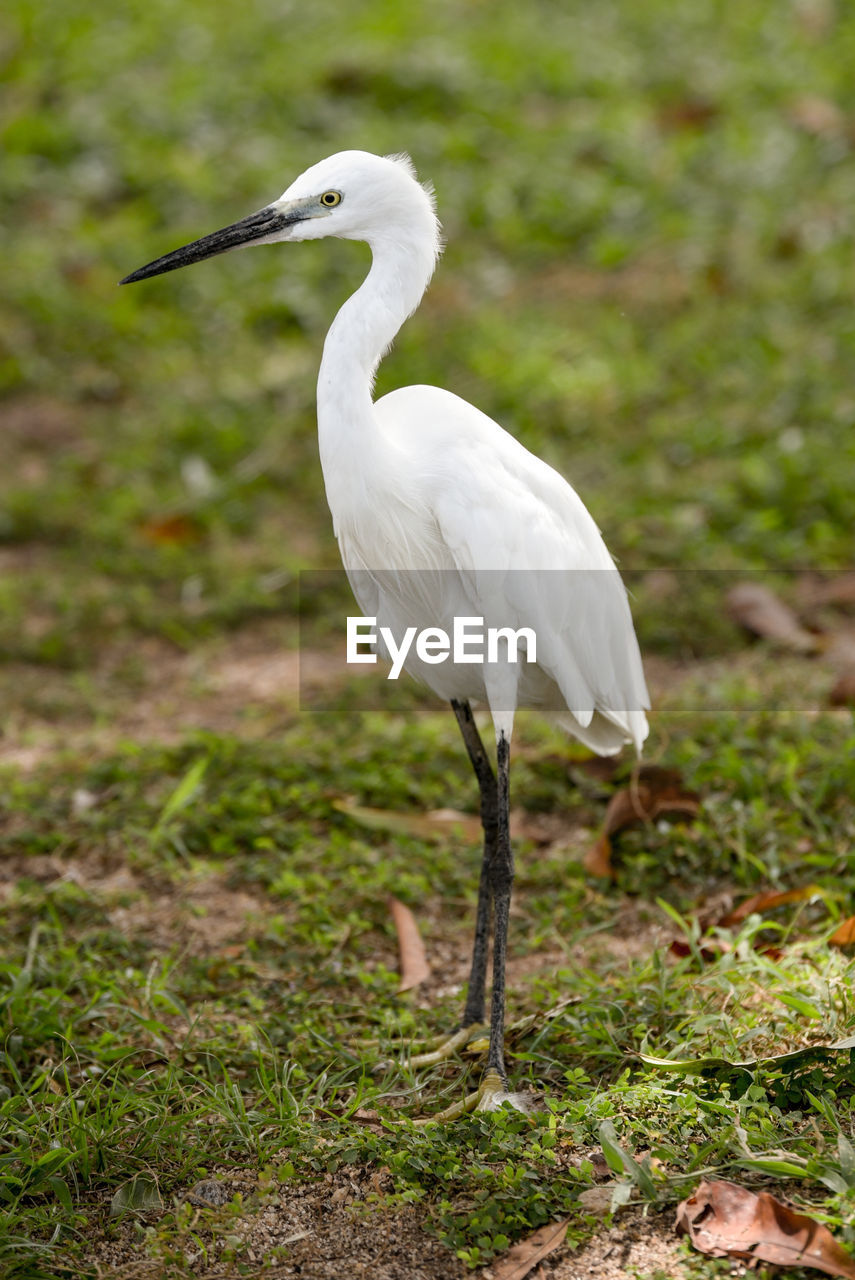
xmin=2 ymin=0 xmax=855 ymax=1275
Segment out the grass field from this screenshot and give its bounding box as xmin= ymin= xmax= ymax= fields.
xmin=2 ymin=0 xmax=855 ymax=1275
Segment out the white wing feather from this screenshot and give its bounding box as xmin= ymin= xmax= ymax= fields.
xmin=369 ymin=385 xmax=649 ymax=753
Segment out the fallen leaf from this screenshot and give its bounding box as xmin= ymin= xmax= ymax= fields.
xmin=657 ymin=96 xmax=720 ymax=132
xmin=727 ymin=582 xmax=819 ymax=653
xmin=487 ymin=1220 xmax=569 ymax=1280
xmin=387 ymin=896 xmax=430 ymax=992
xmin=830 ymin=916 xmax=855 ymax=947
xmin=829 ymin=670 xmax=855 ymax=707
xmin=585 ymin=766 xmax=700 ymax=879
xmin=642 ymin=1035 xmax=855 ymax=1076
xmin=719 ymin=883 xmax=825 ymax=927
xmin=668 ymin=936 xmax=730 ymax=963
xmin=584 ymin=832 xmax=614 ymax=879
xmin=110 ymin=1174 xmax=163 ymax=1218
xmin=334 ymin=799 xmax=482 ymax=843
xmin=335 ymin=800 xmax=552 ymax=845
xmin=666 ymin=883 xmax=825 ymax=965
xmin=676 ymin=1178 xmax=855 ymax=1277
xmin=139 ymin=513 xmax=205 ymax=545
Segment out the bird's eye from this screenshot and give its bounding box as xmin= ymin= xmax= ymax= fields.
xmin=320 ymin=191 xmax=342 ymax=207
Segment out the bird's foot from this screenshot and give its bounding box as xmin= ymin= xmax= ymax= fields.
xmin=413 ymin=1067 xmax=539 ymax=1124
xmin=403 ymin=1021 xmax=489 ymax=1068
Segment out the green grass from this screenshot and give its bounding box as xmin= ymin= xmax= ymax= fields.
xmin=2 ymin=675 xmax=855 ymax=1275
xmin=3 ymin=0 xmax=855 ymax=1274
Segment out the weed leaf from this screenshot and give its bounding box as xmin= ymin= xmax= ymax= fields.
xmin=641 ymin=1035 xmax=855 ymax=1076
xmin=598 ymin=1120 xmax=657 ymax=1199
xmin=48 ymin=1177 xmax=72 ymax=1214
xmin=155 ymin=757 xmax=209 ymax=830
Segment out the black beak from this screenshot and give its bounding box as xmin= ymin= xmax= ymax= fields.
xmin=120 ymin=203 xmax=304 ymax=285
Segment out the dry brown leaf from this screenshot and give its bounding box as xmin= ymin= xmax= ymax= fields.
xmin=830 ymin=669 xmax=855 ymax=707
xmin=719 ymin=883 xmax=825 ymax=927
xmin=727 ymin=582 xmax=819 ymax=653
xmin=668 ymin=884 xmax=821 ymax=964
xmin=829 ymin=916 xmax=855 ymax=948
xmin=335 ymin=800 xmax=556 ymax=847
xmin=387 ymin=896 xmax=430 ymax=993
xmin=676 ymin=1179 xmax=855 ymax=1277
xmin=657 ymin=96 xmax=720 ymax=132
xmin=585 ymin=766 xmax=701 ymax=880
xmin=669 ymin=937 xmax=731 ymax=963
xmin=334 ymin=799 xmax=482 ymax=843
xmin=486 ymin=1220 xmax=569 ymax=1280
xmin=583 ymin=832 xmax=615 ymax=879
xmin=139 ymin=513 xmax=205 ymax=545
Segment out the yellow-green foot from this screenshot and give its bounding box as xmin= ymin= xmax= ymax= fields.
xmin=404 ymin=1022 xmax=489 ymax=1068
xmin=414 ymin=1068 xmax=539 ymax=1124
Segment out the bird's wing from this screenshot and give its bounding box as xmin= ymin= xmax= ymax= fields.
xmin=377 ymin=386 xmax=649 ymax=745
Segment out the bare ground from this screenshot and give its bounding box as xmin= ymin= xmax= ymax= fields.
xmin=91 ymin=1175 xmax=691 ymax=1280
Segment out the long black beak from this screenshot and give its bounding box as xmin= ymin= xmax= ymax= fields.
xmin=120 ymin=203 xmax=303 ymax=285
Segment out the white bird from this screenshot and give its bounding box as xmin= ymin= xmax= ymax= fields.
xmin=122 ymin=150 xmax=649 ymax=1117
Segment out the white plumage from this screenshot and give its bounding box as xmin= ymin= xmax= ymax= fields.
xmin=122 ymin=149 xmax=649 ymax=1114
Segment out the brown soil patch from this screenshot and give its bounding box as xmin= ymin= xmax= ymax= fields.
xmin=0 ymin=620 xmax=396 ymax=771
xmin=88 ymin=1163 xmax=693 ymax=1280
xmin=551 ymin=1209 xmax=689 ymax=1279
xmin=0 ymin=622 xmax=299 ymax=770
xmin=91 ymin=1166 xmax=467 ymax=1279
xmin=0 ymin=611 xmax=792 ymax=775
xmin=0 ymin=846 xmax=274 ymax=958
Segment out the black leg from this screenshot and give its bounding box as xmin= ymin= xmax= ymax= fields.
xmin=451 ymin=699 xmax=497 ymax=1028
xmin=486 ymin=730 xmax=513 ymax=1080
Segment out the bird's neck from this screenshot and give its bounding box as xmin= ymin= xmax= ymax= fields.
xmin=317 ymin=232 xmax=436 ymax=452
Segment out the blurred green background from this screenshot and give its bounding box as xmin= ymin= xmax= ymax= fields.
xmin=2 ymin=0 xmax=854 ymax=668
xmin=3 ymin=8 xmax=855 ymax=1272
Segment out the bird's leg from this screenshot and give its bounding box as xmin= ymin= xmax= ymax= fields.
xmin=477 ymin=729 xmax=514 ymax=1105
xmin=452 ymin=698 xmax=497 ymax=1029
xmin=419 ymin=730 xmax=524 ymax=1121
xmin=405 ymin=699 xmax=493 ymax=1068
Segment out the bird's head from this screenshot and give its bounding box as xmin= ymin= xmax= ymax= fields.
xmin=120 ymin=150 xmax=441 ymax=285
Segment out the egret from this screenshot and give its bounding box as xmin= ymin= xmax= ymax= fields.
xmin=121 ymin=150 xmax=649 ymax=1117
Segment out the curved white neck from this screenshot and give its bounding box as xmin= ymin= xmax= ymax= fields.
xmin=317 ymin=232 xmax=436 ymax=471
